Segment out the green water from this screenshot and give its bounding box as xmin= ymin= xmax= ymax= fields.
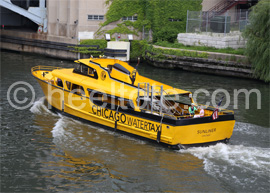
xmin=1 ymin=51 xmax=269 ymax=192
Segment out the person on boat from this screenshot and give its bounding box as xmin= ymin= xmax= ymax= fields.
xmin=189 ymin=103 xmax=197 ymax=115
xmin=194 ymin=106 xmax=205 ymax=118
xmin=57 ymin=78 xmax=63 ymax=87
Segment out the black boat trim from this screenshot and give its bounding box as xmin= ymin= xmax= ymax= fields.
xmin=50 ymin=106 xmax=231 ymax=150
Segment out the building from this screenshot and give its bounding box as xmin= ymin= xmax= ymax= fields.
xmin=0 ymin=0 xmax=258 ymax=41
xmin=202 ymin=0 xmax=258 ymax=22
xmin=47 ymin=0 xmax=111 ymax=40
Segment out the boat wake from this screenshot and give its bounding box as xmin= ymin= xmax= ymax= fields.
xmin=181 ymin=122 xmax=270 ymax=192
xmin=30 ymin=97 xmax=58 ymax=117
xmin=51 ymin=114 xmax=146 ymax=156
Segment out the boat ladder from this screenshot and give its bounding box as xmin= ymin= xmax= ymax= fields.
xmin=137 ymin=83 xmax=182 ymax=117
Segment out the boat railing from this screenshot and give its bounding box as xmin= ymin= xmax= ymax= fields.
xmin=197 ymin=103 xmax=234 ymax=114
xmin=31 ymin=66 xmax=62 ymax=73
xmin=137 ymin=83 xmax=182 ymax=118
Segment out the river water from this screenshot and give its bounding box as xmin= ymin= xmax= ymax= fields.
xmin=1 ymin=51 xmax=269 ymax=192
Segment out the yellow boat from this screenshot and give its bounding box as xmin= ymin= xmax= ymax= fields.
xmin=31 ymin=57 xmax=235 ymax=149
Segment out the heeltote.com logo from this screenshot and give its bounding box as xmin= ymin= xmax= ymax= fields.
xmin=6 ymin=81 xmax=262 ymax=110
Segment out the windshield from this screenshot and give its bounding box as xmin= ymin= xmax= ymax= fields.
xmin=164 ymin=94 xmax=192 ymax=105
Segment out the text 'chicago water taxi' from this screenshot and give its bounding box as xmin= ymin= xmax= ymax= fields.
xmin=31 ymin=57 xmax=235 ymax=149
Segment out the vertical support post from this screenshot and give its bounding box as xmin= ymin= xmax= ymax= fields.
xmin=245 ymin=10 xmax=248 ymax=27
xmin=206 ymin=11 xmax=208 ymax=33
xmin=240 ymin=9 xmax=242 ymax=19
xmin=224 ymin=11 xmax=228 ymax=35
xmin=62 ymin=80 xmax=65 ymax=111
xmin=144 ymin=83 xmax=146 ymax=98
xmin=159 ymin=86 xmax=163 ymax=115
xmin=67 ymin=0 xmax=70 ymax=37
xmin=137 ymin=83 xmax=140 ymax=109
xmin=62 ymin=100 xmax=64 ymax=111
xmin=199 ymin=11 xmax=202 ymax=32
xmin=40 ymin=0 xmax=46 ymax=8
xmin=78 ymin=37 xmax=80 ymax=59
xmin=57 ymin=0 xmax=60 ymax=36
xmin=186 ymin=10 xmax=189 ymax=33
xmin=147 ymin=83 xmax=149 ymax=110
xmin=26 ymin=0 xmax=30 ymax=8
xmin=151 ymin=86 xmax=154 ymax=114
xmin=239 ymin=9 xmax=241 ymax=31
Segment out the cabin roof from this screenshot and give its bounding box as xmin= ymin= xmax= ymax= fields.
xmin=52 ymin=58 xmax=191 ymax=97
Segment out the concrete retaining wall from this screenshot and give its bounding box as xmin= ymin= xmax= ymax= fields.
xmin=145 ymin=51 xmax=253 ymax=79
xmin=177 ymin=32 xmax=246 ymax=49
xmin=0 ymin=30 xmax=79 ymax=60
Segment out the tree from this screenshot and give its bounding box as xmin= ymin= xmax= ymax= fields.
xmin=243 ymin=0 xmax=270 ymax=82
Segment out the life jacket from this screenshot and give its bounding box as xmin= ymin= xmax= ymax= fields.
xmin=189 ymin=106 xmax=197 ymax=114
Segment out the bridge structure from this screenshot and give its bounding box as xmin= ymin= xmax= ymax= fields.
xmin=0 ymin=0 xmax=47 ymax=33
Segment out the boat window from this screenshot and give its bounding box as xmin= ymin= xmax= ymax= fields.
xmin=66 ymin=81 xmax=71 ymax=90
xmin=71 ymin=83 xmax=85 ymax=96
xmin=89 ymin=89 xmax=134 ymax=110
xmin=74 ymin=63 xmax=81 ymax=72
xmin=89 ymin=90 xmax=104 ymax=106
xmin=113 ymin=63 xmax=130 ymax=75
xmin=82 ymin=65 xmax=88 ymax=75
xmin=107 ymin=65 xmax=113 ymax=73
xmin=88 ymin=68 xmax=95 ymax=76
xmin=56 ymin=78 xmax=63 ymax=87
xmin=73 ymin=63 xmax=98 ymax=79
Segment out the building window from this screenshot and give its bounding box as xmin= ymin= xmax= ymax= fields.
xmin=88 ymin=15 xmax=104 ymax=21
xmin=122 ymin=16 xmax=137 ymax=21
xmin=168 ymin=18 xmax=182 ymax=22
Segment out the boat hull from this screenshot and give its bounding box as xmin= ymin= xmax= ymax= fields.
xmin=35 ymin=78 xmax=235 ymax=148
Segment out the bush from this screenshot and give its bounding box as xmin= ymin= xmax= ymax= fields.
xmin=243 ymin=0 xmax=270 ymax=82
xmin=153 ymin=28 xmax=179 ymax=43
xmin=130 ymin=40 xmax=148 ymax=59
xmin=80 ymin=39 xmax=107 ymax=49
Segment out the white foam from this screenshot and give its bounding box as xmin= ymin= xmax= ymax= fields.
xmin=182 ymin=143 xmax=270 ymax=188
xmin=30 ymin=97 xmax=58 ymax=116
xmin=51 ymin=116 xmax=68 ymax=138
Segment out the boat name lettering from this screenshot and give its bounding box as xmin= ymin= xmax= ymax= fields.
xmin=197 ymin=128 xmax=216 ymax=134
xmin=90 ymin=105 xmax=160 ymax=132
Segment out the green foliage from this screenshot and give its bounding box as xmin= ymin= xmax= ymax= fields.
xmin=98 ymin=0 xmax=202 ymax=41
xmin=71 ymin=39 xmax=148 ymax=60
xmin=80 ymin=39 xmax=107 ymax=49
xmin=243 ymin=0 xmax=270 ymax=82
xmin=149 ymin=0 xmax=202 ymax=42
xmin=147 ymin=45 xmax=209 ymax=60
xmin=70 ymin=46 xmax=103 ymax=56
xmin=153 ymin=29 xmax=179 ymax=43
xmin=70 ymin=39 xmax=107 ymax=56
xmin=130 ymin=40 xmax=148 ymax=59
xmin=105 ymin=23 xmax=139 ymax=36
xmin=154 ymin=41 xmax=245 ymax=55
xmin=97 ymin=0 xmax=149 ymax=37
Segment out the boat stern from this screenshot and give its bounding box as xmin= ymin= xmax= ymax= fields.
xmin=171 ymin=115 xmax=235 ymax=146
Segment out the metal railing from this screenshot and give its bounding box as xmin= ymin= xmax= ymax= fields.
xmin=137 ymin=83 xmax=182 ymax=118
xmin=31 ymin=66 xmax=62 ymax=73
xmin=186 ymin=9 xmax=249 ymax=34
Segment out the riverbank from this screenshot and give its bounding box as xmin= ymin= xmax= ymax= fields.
xmin=0 ymin=29 xmax=253 ymax=80
xmin=146 ymin=45 xmax=252 ymax=79
xmin=0 ymin=29 xmax=79 ymax=60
